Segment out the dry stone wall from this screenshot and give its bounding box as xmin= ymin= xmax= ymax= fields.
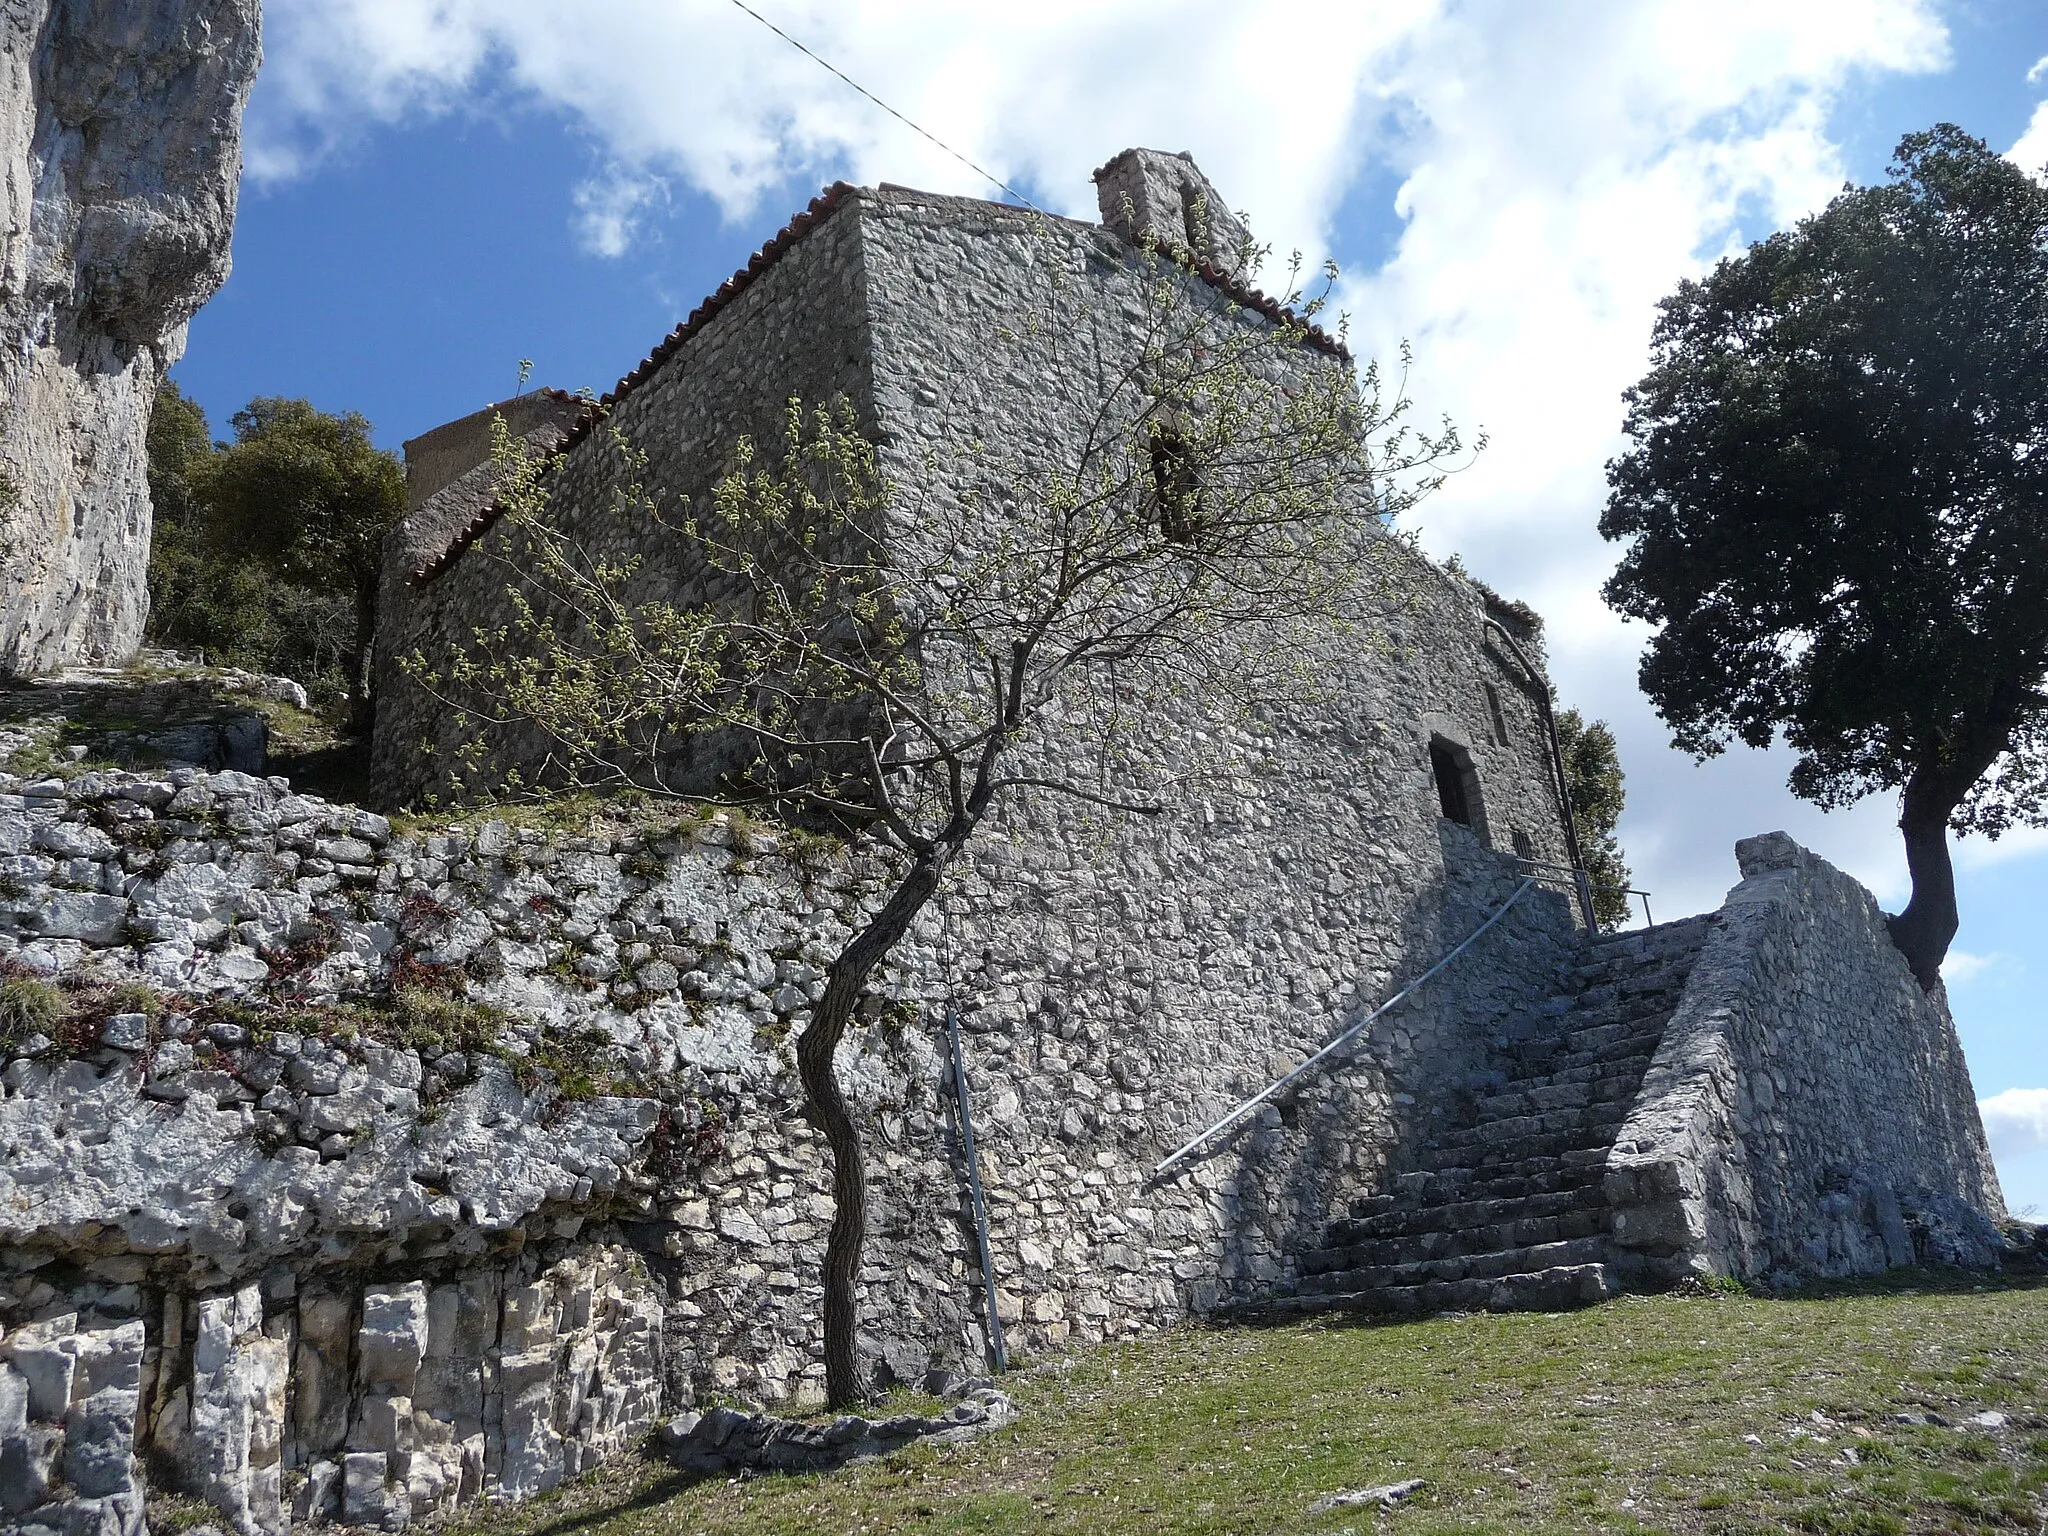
xmin=0 ymin=0 xmax=261 ymax=675
xmin=0 ymin=744 xmax=1584 ymax=1530
xmin=1604 ymin=833 xmax=2005 ymax=1285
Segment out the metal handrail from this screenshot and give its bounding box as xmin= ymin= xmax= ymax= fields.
xmin=1150 ymin=875 xmax=1540 ymax=1181
xmin=1515 ymin=857 xmax=1655 ymax=927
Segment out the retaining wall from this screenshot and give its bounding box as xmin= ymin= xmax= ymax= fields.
xmin=1604 ymin=833 xmax=2005 ymax=1284
xmin=0 ymin=762 xmax=1582 ymax=1533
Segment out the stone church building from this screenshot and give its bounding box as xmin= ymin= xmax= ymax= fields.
xmin=0 ymin=153 xmax=2006 ymax=1536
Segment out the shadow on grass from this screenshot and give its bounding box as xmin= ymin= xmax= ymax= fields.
xmin=496 ymin=1470 xmax=700 ymax=1536
xmin=1208 ymin=1256 xmax=2048 ymax=1337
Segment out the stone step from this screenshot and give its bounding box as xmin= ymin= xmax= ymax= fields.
xmin=1496 ymin=1055 xmax=1656 ymax=1093
xmin=1304 ymin=1206 xmax=1610 ymax=1273
xmin=1560 ymin=1017 xmax=1674 ymax=1055
xmin=1487 ymin=1060 xmax=1654 ymax=1103
xmin=1263 ymin=918 xmax=1708 ymax=1325
xmin=1434 ymin=1101 xmax=1631 ymax=1153
xmin=1349 ymin=1161 xmax=1598 ymax=1214
xmin=1297 ymin=1235 xmax=1613 ymax=1294
xmin=1432 ymin=1130 xmax=1627 ymax=1173
xmin=1264 ymin=1261 xmax=1620 ymax=1319
xmin=1470 ymin=1069 xmax=1651 ymax=1117
xmin=1313 ymin=1184 xmax=1608 ymax=1255
xmin=1411 ymin=1154 xmax=1596 ymax=1188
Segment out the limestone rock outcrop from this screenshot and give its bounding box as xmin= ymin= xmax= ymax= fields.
xmin=0 ymin=0 xmax=262 ymax=675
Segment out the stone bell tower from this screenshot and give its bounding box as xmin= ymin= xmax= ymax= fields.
xmin=1092 ymin=147 xmax=1251 ymax=277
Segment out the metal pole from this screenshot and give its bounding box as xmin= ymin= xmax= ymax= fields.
xmin=1151 ymin=876 xmax=1539 ymax=1180
xmin=945 ymin=1002 xmax=1006 ymax=1373
xmin=1483 ymin=617 xmax=1597 ymax=933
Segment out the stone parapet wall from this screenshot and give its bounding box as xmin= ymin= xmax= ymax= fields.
xmin=1604 ymin=833 xmax=2005 ymax=1285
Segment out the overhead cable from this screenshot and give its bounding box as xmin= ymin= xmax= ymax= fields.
xmin=724 ymin=0 xmax=1041 ymax=211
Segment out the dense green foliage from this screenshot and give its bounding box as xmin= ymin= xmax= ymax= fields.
xmin=145 ymin=382 xmax=406 ymax=725
xmin=1556 ymin=707 xmax=1633 ymax=929
xmin=1601 ymin=125 xmax=2048 ymax=987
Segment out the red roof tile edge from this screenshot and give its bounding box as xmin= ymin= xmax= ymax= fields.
xmin=412 ymin=181 xmax=859 ymax=585
xmin=413 ymin=178 xmax=1345 ymax=585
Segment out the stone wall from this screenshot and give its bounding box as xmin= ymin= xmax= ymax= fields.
xmin=370 ymin=189 xmax=873 ymax=809
xmin=1604 ymin=833 xmax=2005 ymax=1285
xmin=0 ymin=0 xmax=261 ymax=675
xmin=372 ymin=181 xmax=1577 ymax=884
xmin=2 ymin=1252 xmax=662 ymax=1536
xmin=0 ymin=752 xmax=1583 ymax=1529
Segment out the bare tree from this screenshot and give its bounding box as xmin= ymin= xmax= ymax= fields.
xmin=409 ymin=227 xmax=1472 ymax=1406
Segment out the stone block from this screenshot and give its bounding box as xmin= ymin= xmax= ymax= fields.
xmin=3 ymin=1317 xmax=78 ymax=1420
xmin=357 ymin=1283 xmax=429 ymax=1392
xmin=0 ymin=1423 xmax=64 ymax=1515
xmin=341 ymin=1449 xmax=403 ymax=1528
xmin=348 ymin=1393 xmax=415 ymax=1456
xmin=33 ymin=892 xmax=130 ymax=944
xmin=184 ymin=1287 xmax=287 ymax=1536
xmin=494 ymin=1349 xmax=563 ymax=1500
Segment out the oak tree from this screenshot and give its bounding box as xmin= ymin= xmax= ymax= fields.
xmin=194 ymin=397 xmax=406 ymax=729
xmin=1602 ymin=125 xmax=2048 ymax=989
xmin=1556 ymin=708 xmax=1632 ymax=930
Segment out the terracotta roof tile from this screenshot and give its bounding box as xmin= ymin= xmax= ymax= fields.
xmin=412 ymin=183 xmax=858 ymax=584
xmin=414 ymin=177 xmax=1345 ymax=584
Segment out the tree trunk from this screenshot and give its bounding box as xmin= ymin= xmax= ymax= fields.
xmin=798 ymin=849 xmax=950 ymax=1408
xmin=1887 ymin=769 xmax=1960 ymax=992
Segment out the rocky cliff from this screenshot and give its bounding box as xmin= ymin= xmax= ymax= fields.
xmin=0 ymin=0 xmax=261 ymax=675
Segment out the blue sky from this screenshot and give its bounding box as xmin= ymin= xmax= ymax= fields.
xmin=173 ymin=0 xmax=2048 ymax=1213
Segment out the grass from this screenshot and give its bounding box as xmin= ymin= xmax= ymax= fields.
xmin=453 ymin=1268 xmax=2046 ymax=1536
xmin=0 ymin=662 xmax=364 ymax=792
xmin=387 ymin=785 xmax=848 ymax=872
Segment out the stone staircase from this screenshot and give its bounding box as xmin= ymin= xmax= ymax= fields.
xmin=1265 ymin=915 xmax=1714 ymax=1318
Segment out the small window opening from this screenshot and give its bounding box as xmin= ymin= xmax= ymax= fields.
xmin=1484 ymin=682 xmax=1512 ymax=746
xmin=1430 ymin=737 xmax=1474 ymax=827
xmin=1512 ymin=829 xmax=1535 ymax=863
xmin=1147 ymin=426 xmax=1204 ymax=543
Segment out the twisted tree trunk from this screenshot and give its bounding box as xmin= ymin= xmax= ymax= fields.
xmin=1888 ymin=767 xmax=1961 ymax=993
xmin=796 ymin=848 xmax=950 ymax=1408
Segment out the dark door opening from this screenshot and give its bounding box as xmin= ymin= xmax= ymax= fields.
xmin=1431 ymin=738 xmax=1473 ymax=826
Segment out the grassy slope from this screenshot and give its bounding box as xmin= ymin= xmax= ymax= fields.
xmin=461 ymin=1270 xmax=2046 ymax=1536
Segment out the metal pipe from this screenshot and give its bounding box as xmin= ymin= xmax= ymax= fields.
xmin=945 ymin=1001 xmax=1007 ymax=1373
xmin=1150 ymin=876 xmax=1539 ymax=1181
xmin=1513 ymin=857 xmax=1655 ymax=926
xmin=1483 ymin=616 xmax=1597 ymax=932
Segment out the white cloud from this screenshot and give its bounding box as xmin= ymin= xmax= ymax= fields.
xmin=571 ymin=169 xmax=666 ymax=259
xmin=1334 ymin=0 xmax=1949 ymax=918
xmin=2028 ymin=53 xmax=2048 ymax=85
xmin=250 ymin=0 xmax=1440 ymax=261
xmin=1942 ymin=949 xmax=2017 ymax=986
xmin=252 ymin=0 xmax=1988 ymax=918
xmin=2010 ymin=100 xmax=2048 ymax=182
xmin=1979 ymin=1087 xmax=2048 ymax=1162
